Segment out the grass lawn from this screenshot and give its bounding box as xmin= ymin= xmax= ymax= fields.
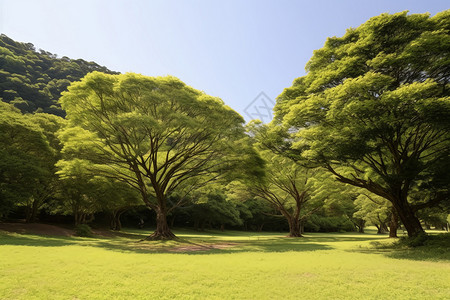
xmin=0 ymin=227 xmax=449 ymax=299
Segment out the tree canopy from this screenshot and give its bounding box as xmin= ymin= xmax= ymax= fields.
xmin=274 ymin=11 xmax=450 ymax=237
xmin=59 ymin=72 xmax=260 ymax=239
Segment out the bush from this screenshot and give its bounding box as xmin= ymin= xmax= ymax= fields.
xmin=399 ymin=233 xmax=429 ymax=247
xmin=74 ymin=224 xmax=93 ymax=237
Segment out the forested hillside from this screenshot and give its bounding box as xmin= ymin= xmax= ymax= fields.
xmin=0 ymin=34 xmax=118 ymax=116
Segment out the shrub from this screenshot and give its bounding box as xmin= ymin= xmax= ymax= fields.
xmin=399 ymin=233 xmax=429 ymax=247
xmin=74 ymin=224 xmax=93 ymax=237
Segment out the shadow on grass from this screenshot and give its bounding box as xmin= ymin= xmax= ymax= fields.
xmin=2 ymin=229 xmax=448 ymax=261
xmin=349 ymin=234 xmax=450 ymax=262
xmin=0 ymin=233 xmax=76 ymax=247
xmin=0 ymin=230 xmax=332 ymax=254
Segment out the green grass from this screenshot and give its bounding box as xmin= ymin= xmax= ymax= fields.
xmin=0 ymin=228 xmax=449 ymax=299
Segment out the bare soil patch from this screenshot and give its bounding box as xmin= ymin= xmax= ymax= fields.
xmin=0 ymin=222 xmax=74 ymax=236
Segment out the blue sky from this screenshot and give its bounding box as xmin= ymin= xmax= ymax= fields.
xmin=0 ymin=0 xmax=448 ymax=121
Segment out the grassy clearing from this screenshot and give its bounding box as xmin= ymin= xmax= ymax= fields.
xmin=0 ymin=228 xmax=449 ymax=299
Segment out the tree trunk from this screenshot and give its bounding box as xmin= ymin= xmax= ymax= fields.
xmin=299 ymin=220 xmax=305 ymax=234
xmin=287 ymin=217 xmax=302 ymax=237
xmin=110 ymin=209 xmax=125 ymax=231
xmin=389 ymin=208 xmax=398 ymax=238
xmin=392 ymin=200 xmax=424 ymax=238
xmin=25 ymin=198 xmax=40 ymax=223
xmin=358 ymin=219 xmax=365 ymax=233
xmin=220 ymin=224 xmax=225 ymax=232
xmin=381 ymin=221 xmax=389 ymax=233
xmin=258 ymin=223 xmax=264 ymax=232
xmin=375 ymin=224 xmax=382 ymax=234
xmin=145 ymin=208 xmax=176 ymax=240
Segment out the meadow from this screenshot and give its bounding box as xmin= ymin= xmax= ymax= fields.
xmin=0 ymin=227 xmax=449 ymax=300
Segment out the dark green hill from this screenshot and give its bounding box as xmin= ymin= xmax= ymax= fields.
xmin=0 ymin=34 xmax=118 ymax=116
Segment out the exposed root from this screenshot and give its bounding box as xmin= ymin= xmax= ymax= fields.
xmin=140 ymin=230 xmax=178 ymax=241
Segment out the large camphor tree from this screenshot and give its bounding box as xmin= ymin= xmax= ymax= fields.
xmin=59 ymin=72 xmax=257 ymax=239
xmin=274 ymin=11 xmax=450 ymax=237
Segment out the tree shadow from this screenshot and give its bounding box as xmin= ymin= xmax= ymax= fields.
xmin=0 ymin=233 xmax=76 ymax=247
xmin=0 ymin=230 xmax=333 ymax=254
xmin=347 ymin=234 xmax=450 ymax=262
xmin=86 ymin=231 xmax=338 ymax=254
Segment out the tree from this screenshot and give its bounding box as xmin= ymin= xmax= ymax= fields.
xmin=275 ymin=11 xmax=450 ymax=237
xmin=56 ymin=158 xmax=140 ymax=227
xmin=0 ymin=102 xmax=53 ymax=219
xmin=23 ymin=113 xmax=64 ymax=222
xmin=353 ymin=194 xmax=399 ymax=237
xmin=249 ymin=150 xmax=326 ymax=237
xmin=186 ymin=185 xmax=243 ymax=231
xmin=59 ymin=72 xmax=255 ymax=239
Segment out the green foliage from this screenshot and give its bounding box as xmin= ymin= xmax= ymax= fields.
xmin=59 ymin=72 xmax=257 ymax=237
xmin=373 ymin=233 xmax=450 ymax=259
xmin=0 ymin=102 xmax=57 ymax=219
xmin=74 ymin=224 xmax=93 ymax=237
xmin=274 ymin=11 xmax=450 ymax=237
xmin=305 ymin=214 xmax=355 ymax=232
xmin=399 ymin=232 xmax=429 ymax=247
xmin=0 ymin=34 xmax=118 ymax=115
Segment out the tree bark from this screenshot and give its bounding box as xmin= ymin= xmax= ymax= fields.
xmin=287 ymin=217 xmax=302 ymax=237
xmin=358 ymin=219 xmax=365 ymax=233
xmin=389 ymin=208 xmax=399 ymax=238
xmin=326 ymin=164 xmax=425 ymax=238
xmin=392 ymin=198 xmax=424 ymax=237
xmin=110 ymin=209 xmax=125 ymax=231
xmin=299 ymin=220 xmax=305 ymax=234
xmin=145 ymin=208 xmax=176 ymax=240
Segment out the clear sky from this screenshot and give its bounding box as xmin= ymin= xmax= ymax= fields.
xmin=0 ymin=0 xmax=448 ymax=121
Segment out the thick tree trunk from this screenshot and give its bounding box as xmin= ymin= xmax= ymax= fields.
xmin=389 ymin=208 xmax=398 ymax=238
xmin=287 ymin=217 xmax=302 ymax=237
xmin=392 ymin=199 xmax=424 ymax=238
xmin=145 ymin=208 xmax=176 ymax=240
